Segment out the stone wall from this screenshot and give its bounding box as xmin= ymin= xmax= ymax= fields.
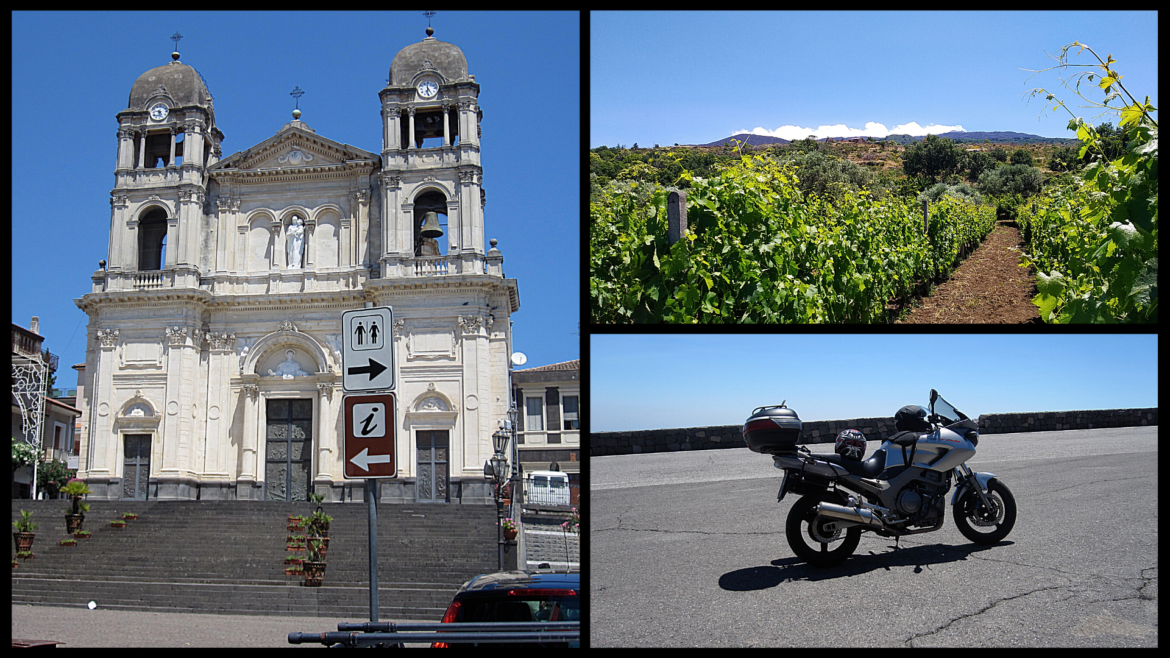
xmin=590 ymin=407 xmax=1157 ymax=457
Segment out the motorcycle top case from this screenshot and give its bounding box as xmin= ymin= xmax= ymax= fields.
xmin=743 ymin=404 xmax=802 ymax=454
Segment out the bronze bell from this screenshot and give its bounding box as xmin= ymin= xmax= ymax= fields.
xmin=420 ymin=211 xmax=443 ymax=238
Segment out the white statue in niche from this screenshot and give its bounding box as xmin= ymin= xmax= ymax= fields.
xmin=286 ymin=215 xmax=306 ymax=269
xmin=267 ymin=349 xmax=311 ymax=378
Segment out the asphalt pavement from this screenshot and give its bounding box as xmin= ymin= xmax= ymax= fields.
xmin=592 ymin=427 xmax=1159 ymax=647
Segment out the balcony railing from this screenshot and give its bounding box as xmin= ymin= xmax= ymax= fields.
xmin=413 ymin=256 xmax=449 ymax=276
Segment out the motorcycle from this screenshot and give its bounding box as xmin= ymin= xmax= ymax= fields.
xmin=743 ymin=390 xmax=1016 ymax=567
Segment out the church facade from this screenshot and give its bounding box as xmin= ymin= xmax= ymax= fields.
xmin=74 ymin=29 xmax=520 ymax=504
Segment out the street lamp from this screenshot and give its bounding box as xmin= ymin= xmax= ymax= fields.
xmin=486 ymin=425 xmax=511 ymax=570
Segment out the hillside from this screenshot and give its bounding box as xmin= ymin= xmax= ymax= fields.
xmin=698 ymin=130 xmax=1076 ymax=147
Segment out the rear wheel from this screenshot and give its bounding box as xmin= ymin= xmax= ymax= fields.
xmin=954 ymin=479 xmax=1016 ymax=544
xmin=785 ymin=494 xmax=861 ymax=567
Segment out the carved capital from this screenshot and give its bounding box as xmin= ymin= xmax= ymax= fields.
xmin=206 ymin=331 xmax=236 ymax=352
xmin=97 ymin=328 xmax=120 ymax=348
xmin=165 ymin=325 xmax=188 ymax=346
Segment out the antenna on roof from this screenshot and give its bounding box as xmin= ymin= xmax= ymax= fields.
xmin=171 ymin=31 xmax=183 ymax=61
xmin=424 ymin=10 xmax=436 ymax=37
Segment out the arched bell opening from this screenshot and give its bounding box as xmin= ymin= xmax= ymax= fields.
xmin=138 ymin=207 xmax=169 ymax=271
xmin=413 ymin=190 xmax=449 ymax=257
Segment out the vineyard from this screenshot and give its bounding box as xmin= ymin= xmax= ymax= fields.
xmin=590 ymin=155 xmax=996 ymax=323
xmin=592 ymin=42 xmax=1157 ymax=324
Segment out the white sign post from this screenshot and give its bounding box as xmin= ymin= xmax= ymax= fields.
xmin=342 ymin=307 xmax=395 ymax=393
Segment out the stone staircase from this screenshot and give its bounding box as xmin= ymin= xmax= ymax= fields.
xmin=11 ymin=499 xmax=497 ymax=620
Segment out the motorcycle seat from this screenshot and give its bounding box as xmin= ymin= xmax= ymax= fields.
xmin=811 ymin=448 xmax=887 ymax=478
xmin=888 ymin=430 xmax=923 ymax=446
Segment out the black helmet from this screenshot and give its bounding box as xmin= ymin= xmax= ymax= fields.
xmin=895 ymin=405 xmax=932 ymax=432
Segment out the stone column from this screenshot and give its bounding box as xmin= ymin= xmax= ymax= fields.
xmin=238 ymin=383 xmax=260 ymax=498
xmin=316 ymin=382 xmax=335 ymax=486
xmin=442 ymin=102 xmax=451 ymax=147
xmin=169 ymin=125 xmax=178 ymax=167
xmin=355 ymin=190 xmax=370 ymax=269
xmin=89 ymin=329 xmax=120 ymax=489
xmin=117 ymin=127 xmax=135 ymax=170
xmin=458 ymin=315 xmax=488 ymax=473
xmin=408 ymin=108 xmax=416 ymax=149
xmin=384 ymin=107 xmax=400 ymax=151
xmin=137 ymin=129 xmax=146 ymax=169
xmin=202 ymin=332 xmax=235 ymax=495
xmin=157 ymin=326 xmax=189 ymax=497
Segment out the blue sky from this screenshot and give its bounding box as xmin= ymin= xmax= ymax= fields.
xmin=591 ymin=10 xmax=1158 ymax=147
xmin=591 ymin=335 xmax=1159 ymax=431
xmin=12 ymin=11 xmax=579 ymax=389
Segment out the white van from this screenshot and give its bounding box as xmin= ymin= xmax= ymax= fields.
xmin=526 ymin=470 xmax=571 ymax=506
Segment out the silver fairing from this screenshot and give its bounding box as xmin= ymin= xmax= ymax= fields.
xmin=882 ymin=427 xmax=976 ymax=472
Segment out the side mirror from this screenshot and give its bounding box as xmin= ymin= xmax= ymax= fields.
xmin=929 ymin=389 xmax=938 ymax=409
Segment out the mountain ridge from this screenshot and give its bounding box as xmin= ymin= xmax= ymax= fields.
xmin=696 ymin=130 xmax=1077 ymax=147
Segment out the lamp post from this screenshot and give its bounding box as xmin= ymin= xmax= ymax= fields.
xmin=486 ymin=424 xmax=511 ymax=570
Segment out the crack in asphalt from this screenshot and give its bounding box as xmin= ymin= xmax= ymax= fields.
xmin=904 ymin=583 xmax=1070 ymax=645
xmin=902 ymin=559 xmax=1158 ymax=645
xmin=1031 ymin=473 xmax=1155 ymax=498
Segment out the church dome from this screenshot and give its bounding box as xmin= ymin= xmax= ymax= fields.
xmin=389 ymin=35 xmax=469 ymax=86
xmin=128 ymin=60 xmax=214 ymax=111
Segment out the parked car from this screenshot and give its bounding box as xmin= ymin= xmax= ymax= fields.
xmin=525 ymin=470 xmax=571 ymax=506
xmin=434 ymin=570 xmax=580 ymax=648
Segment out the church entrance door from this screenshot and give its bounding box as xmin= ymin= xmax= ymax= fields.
xmin=265 ymin=399 xmax=313 ymax=502
xmin=122 ymin=434 xmax=151 ymax=501
xmin=416 ymin=430 xmax=449 ymax=503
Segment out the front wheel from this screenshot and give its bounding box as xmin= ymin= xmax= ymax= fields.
xmin=786 ymin=494 xmax=861 ymax=567
xmin=954 ymin=479 xmax=1016 ymax=544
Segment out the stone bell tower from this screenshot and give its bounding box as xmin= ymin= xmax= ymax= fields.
xmin=107 ymin=38 xmax=224 ymax=287
xmin=376 ymin=24 xmax=486 ymax=278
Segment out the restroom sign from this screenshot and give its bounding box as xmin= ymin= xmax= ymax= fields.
xmin=342 ymin=307 xmax=395 ymax=393
xmin=343 ymin=393 xmax=397 ymax=479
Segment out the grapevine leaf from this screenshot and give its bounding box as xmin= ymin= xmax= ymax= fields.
xmin=1132 ymin=258 xmax=1158 ymax=305
xmin=1126 ymin=197 xmax=1154 ymax=235
xmin=1035 ymin=270 xmax=1067 ymax=298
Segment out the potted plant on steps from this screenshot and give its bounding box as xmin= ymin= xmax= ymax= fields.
xmin=303 ymin=537 xmax=327 ymax=587
xmin=13 ymin=510 xmax=38 ymax=554
xmin=60 ymin=479 xmax=92 ymax=535
xmin=305 ymin=511 xmax=332 ymax=558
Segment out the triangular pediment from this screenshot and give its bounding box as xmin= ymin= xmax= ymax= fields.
xmin=212 ymin=122 xmax=378 ymax=174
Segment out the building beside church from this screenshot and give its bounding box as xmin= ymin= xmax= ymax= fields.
xmin=73 ymin=27 xmax=520 ymax=504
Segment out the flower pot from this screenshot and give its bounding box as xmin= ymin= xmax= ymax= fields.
xmin=65 ymin=514 xmax=85 ymax=535
xmin=111 ymin=521 xmax=126 ymax=529
xmin=303 ymin=561 xmax=326 ymax=587
xmin=503 ymin=527 xmax=518 ymax=541
xmin=60 ymin=540 xmax=77 ymax=547
xmin=306 ymin=536 xmax=329 ymax=560
xmin=14 ymin=532 xmax=36 ymax=553
xmin=122 ymin=513 xmax=138 ymax=521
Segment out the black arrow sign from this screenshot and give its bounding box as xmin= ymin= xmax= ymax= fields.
xmin=348 ymin=358 xmax=387 ymax=381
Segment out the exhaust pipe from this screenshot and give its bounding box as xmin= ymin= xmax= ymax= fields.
xmin=815 ymin=501 xmax=889 ymax=530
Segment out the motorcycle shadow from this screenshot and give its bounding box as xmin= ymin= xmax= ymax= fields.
xmin=718 ymin=540 xmax=1013 ymax=591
